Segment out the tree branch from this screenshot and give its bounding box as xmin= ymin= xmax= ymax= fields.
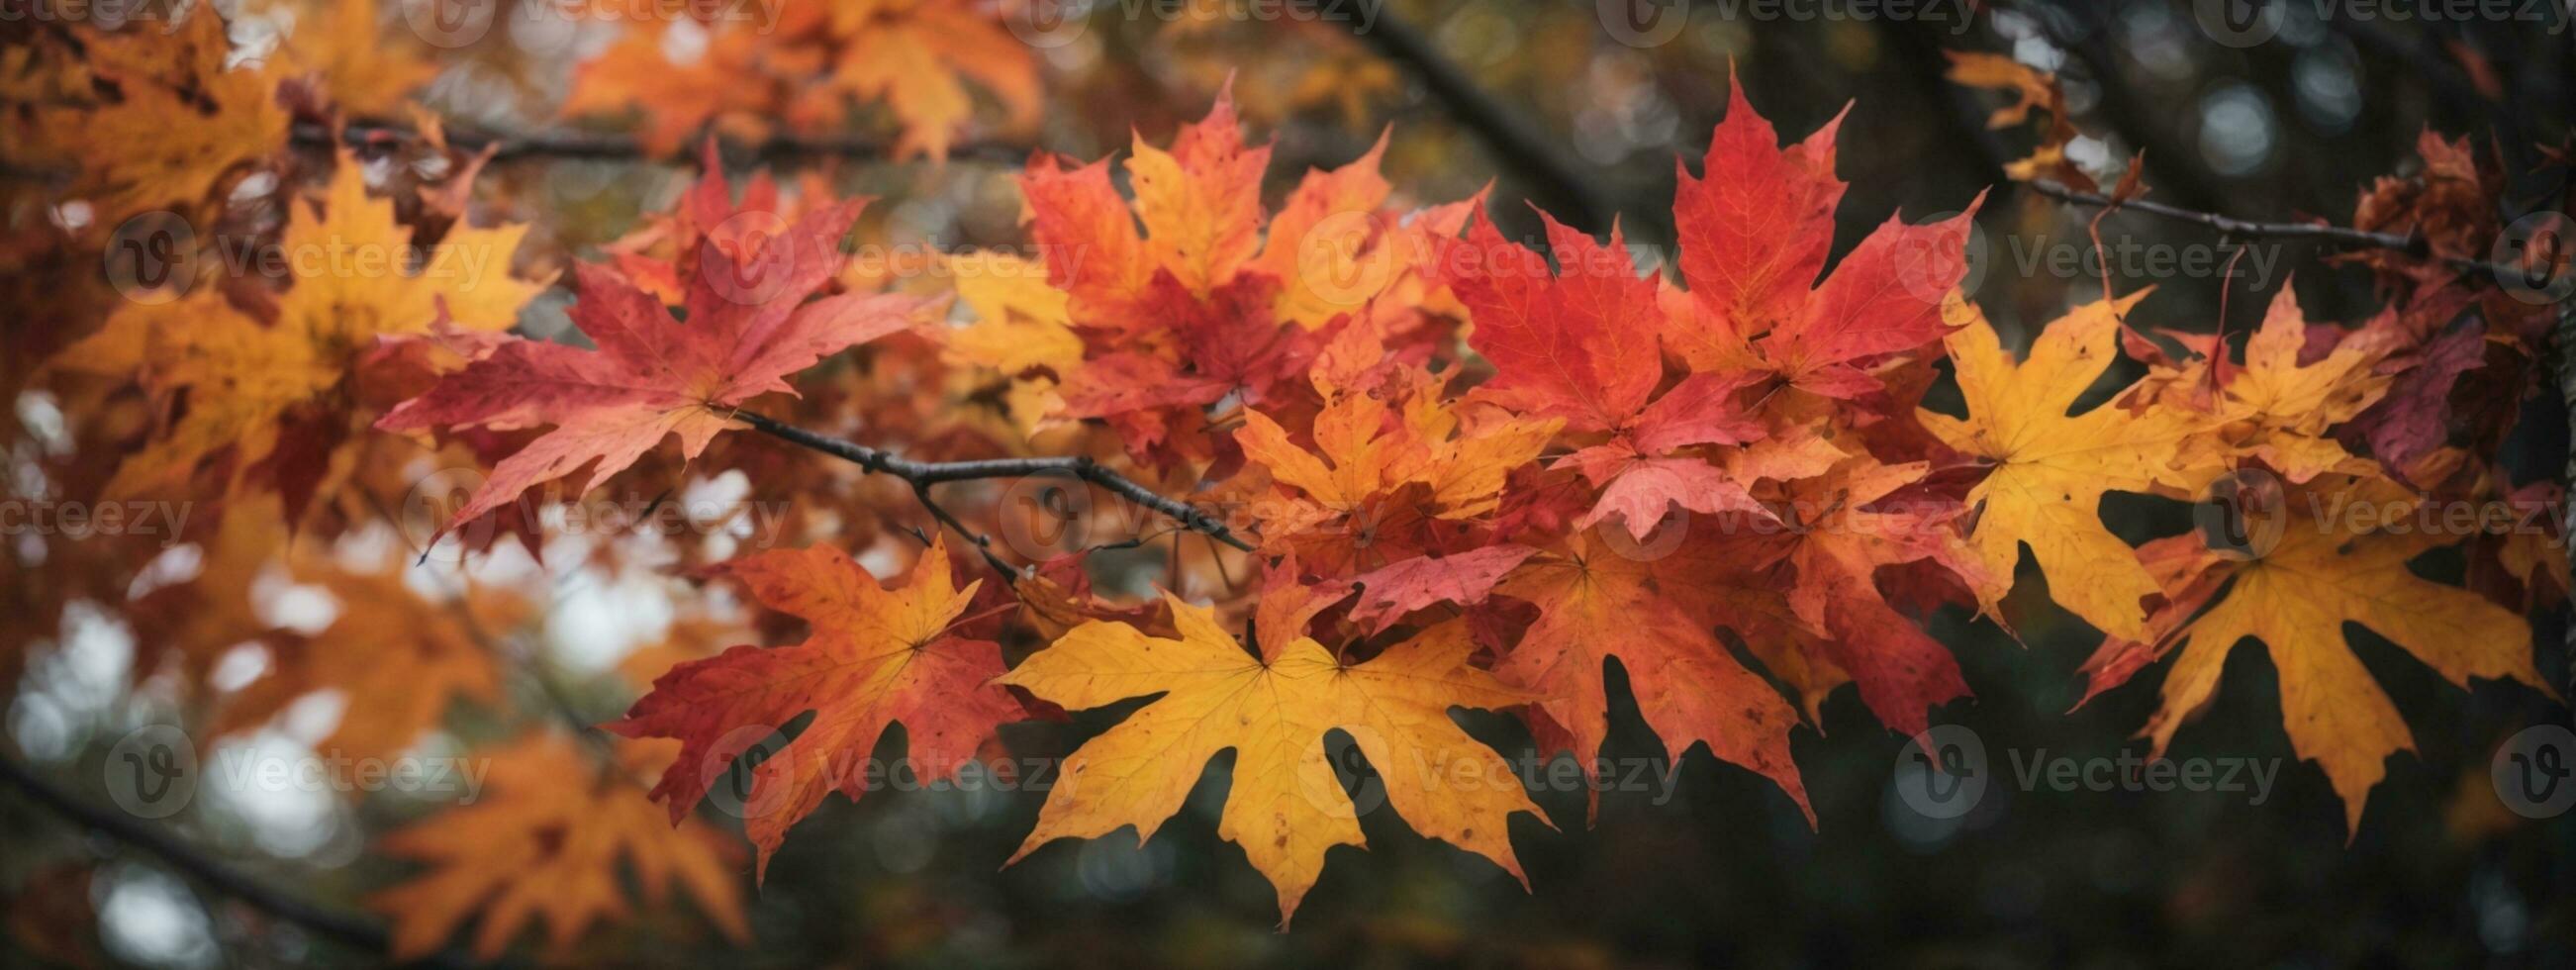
xmin=299 ymin=121 xmax=1031 ymax=165
xmin=0 ymin=754 xmax=482 ymax=968
xmin=2027 ymin=179 xmax=2536 ymax=286
xmin=1320 ymin=5 xmax=1648 ymax=242
xmin=733 ymin=411 xmax=1257 ymax=555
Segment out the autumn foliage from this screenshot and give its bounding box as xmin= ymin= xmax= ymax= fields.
xmin=2 ymin=3 xmax=2569 ymax=964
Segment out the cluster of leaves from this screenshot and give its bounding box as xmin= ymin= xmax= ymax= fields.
xmin=4 ymin=4 xmax=2568 ymax=961
xmin=421 ymin=82 xmax=2563 ymax=927
xmin=562 ymin=0 xmax=1039 ymax=159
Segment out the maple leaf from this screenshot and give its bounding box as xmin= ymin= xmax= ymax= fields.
xmin=1235 ymin=369 xmax=1558 ymax=575
xmin=1751 ymin=456 xmax=1984 ymax=735
xmin=1492 ymin=531 xmax=1812 ymax=823
xmin=1013 ymin=94 xmax=1468 ymax=465
xmin=33 ymin=13 xmax=287 ymax=219
xmin=217 ymin=552 xmax=525 ymax=763
xmin=49 ymin=150 xmax=540 ymax=517
xmin=1944 ymin=51 xmax=2095 ymax=190
xmin=563 ymin=0 xmax=1036 ymax=159
xmin=940 ymin=250 xmax=1082 ymax=435
xmin=1438 ymin=210 xmax=1772 ymax=537
xmin=2129 ymin=285 xmax=2394 ymax=484
xmin=2080 ymin=474 xmax=2555 ymax=834
xmin=1663 ymin=77 xmax=1980 ymax=398
xmin=377 ymin=199 xmax=928 ymax=531
xmin=607 ymin=537 xmax=1018 ymax=873
xmin=999 ymin=592 xmax=1545 ymax=926
xmin=281 ymin=0 xmax=437 ymax=116
xmin=561 ymin=16 xmax=787 ymax=155
xmin=1920 ymin=291 xmax=2208 ymax=640
xmin=1345 ymin=544 xmax=1540 ymax=633
xmin=371 ymin=734 xmax=749 ymax=960
xmin=824 ymin=0 xmax=1041 ymax=160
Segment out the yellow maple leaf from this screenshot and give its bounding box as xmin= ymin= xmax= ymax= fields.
xmin=2133 ymin=286 xmax=2394 ymax=485
xmin=37 ymin=13 xmax=288 ymax=220
xmin=2119 ymin=474 xmax=2555 ymax=835
xmin=50 ymin=151 xmax=540 ymax=505
xmin=827 ymin=0 xmax=1041 ymax=160
xmin=941 ymin=250 xmax=1080 ymax=435
xmin=277 ymin=0 xmax=438 ymax=116
xmin=1921 ymin=291 xmax=2209 ymax=640
xmin=998 ymin=597 xmax=1547 ymax=926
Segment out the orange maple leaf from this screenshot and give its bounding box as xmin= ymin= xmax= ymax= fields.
xmin=371 ymin=733 xmax=750 ymax=960
xmin=607 ymin=537 xmax=1020 ymax=873
xmin=1491 ymin=531 xmax=1812 ymax=824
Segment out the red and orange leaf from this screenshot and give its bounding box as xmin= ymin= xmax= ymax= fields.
xmin=607 ymin=537 xmax=1018 ymax=873
xmin=1492 ymin=531 xmax=1812 ymax=824
xmin=378 ymin=201 xmax=928 ymax=531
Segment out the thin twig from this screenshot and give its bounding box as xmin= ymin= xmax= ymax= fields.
xmin=2028 ymin=179 xmax=2537 ymax=286
xmin=0 ymin=755 xmax=483 ymax=968
xmin=908 ymin=481 xmax=1024 ymax=579
xmin=300 ymin=121 xmax=1031 ymax=165
xmin=733 ymin=411 xmax=1256 ymax=553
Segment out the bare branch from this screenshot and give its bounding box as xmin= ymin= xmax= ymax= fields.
xmin=299 ymin=120 xmax=1031 ymax=165
xmin=0 ymin=755 xmax=485 ymax=968
xmin=733 ymin=411 xmax=1258 ymax=555
xmin=2028 ymin=179 xmax=2536 ymax=287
